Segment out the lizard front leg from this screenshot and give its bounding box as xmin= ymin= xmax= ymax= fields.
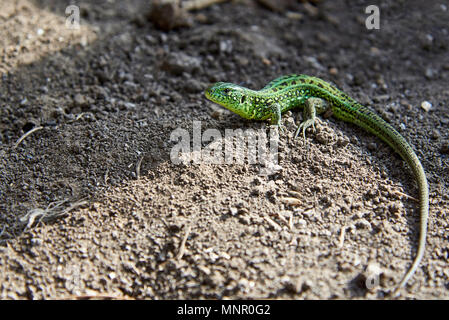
xmin=269 ymin=102 xmax=284 ymax=133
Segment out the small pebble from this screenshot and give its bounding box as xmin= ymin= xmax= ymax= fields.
xmin=297 ymin=219 xmax=307 ymax=227
xmin=419 ymin=33 xmax=434 ymax=50
xmin=431 ymin=129 xmax=441 ymax=139
xmin=329 ymin=67 xmax=338 ymax=75
xmin=354 ymin=219 xmax=371 ymax=230
xmin=425 ymin=68 xmax=437 ymax=79
xmin=286 ymin=12 xmax=304 ymax=20
xmin=420 ymin=101 xmax=432 ymax=112
xmin=440 ymin=141 xmax=449 ymax=154
xmin=252 ymin=177 xmax=262 ymax=186
xmin=370 ymin=47 xmax=381 ymax=56
xmin=73 ymin=93 xmax=87 ymax=106
xmin=183 ymin=79 xmax=204 ymax=93
xmin=367 ymin=142 xmax=377 ymax=151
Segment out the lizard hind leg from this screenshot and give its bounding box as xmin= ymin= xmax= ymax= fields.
xmin=294 ymin=97 xmax=328 ymax=139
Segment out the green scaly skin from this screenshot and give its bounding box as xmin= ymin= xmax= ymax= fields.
xmin=205 ymin=74 xmax=429 ymax=296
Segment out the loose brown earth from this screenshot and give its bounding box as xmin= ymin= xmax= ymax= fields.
xmin=0 ymin=0 xmax=448 ymax=300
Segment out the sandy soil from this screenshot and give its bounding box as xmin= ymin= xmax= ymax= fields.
xmin=0 ymin=0 xmax=448 ymax=299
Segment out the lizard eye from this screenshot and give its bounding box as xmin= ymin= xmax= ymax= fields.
xmin=240 ymin=95 xmax=246 ymax=103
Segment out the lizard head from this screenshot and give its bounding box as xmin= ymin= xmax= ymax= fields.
xmin=205 ymin=82 xmax=254 ymax=119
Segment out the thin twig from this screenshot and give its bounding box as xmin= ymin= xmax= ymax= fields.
xmin=394 ymin=190 xmax=418 ymax=202
xmin=136 ymin=155 xmax=144 ymax=179
xmin=176 ymin=225 xmax=191 ymax=260
xmin=288 ymin=212 xmax=293 ymax=230
xmin=264 ymin=215 xmax=282 ymax=231
xmin=280 ymin=197 xmax=302 ymax=206
xmin=60 ymin=294 xmax=133 ymax=300
xmin=104 ymin=168 xmax=109 ymax=184
xmin=182 ymin=0 xmax=229 ymax=11
xmin=13 ymin=126 xmax=43 ymax=149
xmin=287 ymin=190 xmax=302 ymax=198
xmin=20 ymin=199 xmax=88 ymax=230
xmin=0 ymin=224 xmax=6 ymax=238
xmin=338 ymin=225 xmax=346 ymax=249
xmin=276 ymin=212 xmax=291 ymax=230
xmin=153 ymin=0 xmax=228 ymax=11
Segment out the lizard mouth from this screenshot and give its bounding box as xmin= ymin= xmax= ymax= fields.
xmin=204 ymin=83 xmax=226 ymax=102
xmin=204 ymin=86 xmax=213 ymax=100
xmin=204 ymin=87 xmax=228 ymax=108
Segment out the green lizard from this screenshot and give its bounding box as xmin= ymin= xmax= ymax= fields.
xmin=205 ymin=74 xmax=429 ymax=296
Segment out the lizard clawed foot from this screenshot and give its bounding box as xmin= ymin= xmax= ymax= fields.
xmin=294 ymin=119 xmax=316 ymax=140
xmin=294 ymin=97 xmax=325 ymax=140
